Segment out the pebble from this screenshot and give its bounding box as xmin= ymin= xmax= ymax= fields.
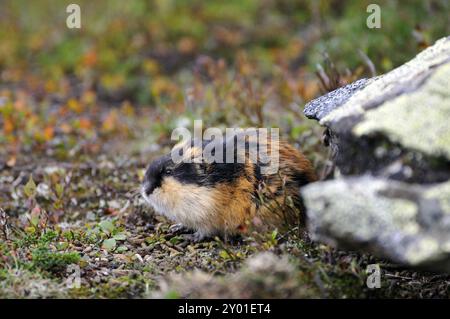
xmin=134 ymin=253 xmax=144 ymax=263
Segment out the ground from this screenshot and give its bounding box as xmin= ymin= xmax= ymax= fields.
xmin=1 ymin=111 xmax=450 ymax=298
xmin=1 ymin=1 xmax=450 ymax=298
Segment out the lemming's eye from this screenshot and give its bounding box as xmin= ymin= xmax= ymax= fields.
xmin=164 ymin=168 xmax=172 ymax=175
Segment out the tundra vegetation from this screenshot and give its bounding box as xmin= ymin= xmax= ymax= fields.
xmin=0 ymin=0 xmax=449 ymax=298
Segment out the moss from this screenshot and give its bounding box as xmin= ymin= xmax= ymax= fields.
xmin=31 ymin=247 xmax=80 ymax=273
xmin=325 ymin=274 xmax=366 ymax=298
xmin=0 ymin=268 xmax=69 ymax=298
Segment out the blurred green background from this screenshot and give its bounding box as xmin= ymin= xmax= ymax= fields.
xmin=0 ymin=0 xmax=449 ymax=161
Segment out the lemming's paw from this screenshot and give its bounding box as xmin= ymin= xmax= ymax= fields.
xmin=168 ymin=223 xmax=188 ymax=234
xmin=181 ymin=231 xmax=207 ymax=243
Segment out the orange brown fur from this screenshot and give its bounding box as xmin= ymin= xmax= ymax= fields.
xmin=142 ymin=137 xmax=317 ymax=239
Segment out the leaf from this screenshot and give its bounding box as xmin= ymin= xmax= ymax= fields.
xmin=169 ymin=236 xmax=182 ymax=245
xmin=99 ymin=220 xmax=115 ymax=234
xmin=3 ymin=117 xmax=15 ymax=134
xmin=56 ymin=242 xmax=69 ymax=250
xmin=116 ymin=245 xmax=128 ymax=253
xmin=219 ymin=250 xmax=230 ymax=260
xmin=30 ymin=205 xmax=41 ymax=227
xmin=25 ymin=226 xmax=36 ymax=234
xmin=43 ymin=126 xmax=54 ymax=141
xmin=55 ymin=183 xmax=64 ymax=199
xmin=67 ymin=98 xmax=83 ymax=113
xmin=102 ymin=110 xmax=119 ymax=133
xmin=271 ymin=230 xmax=278 ymax=242
xmin=113 ymin=233 xmax=127 ymax=241
xmin=24 ymin=175 xmax=37 ymax=198
xmin=102 ymin=238 xmax=116 ymax=251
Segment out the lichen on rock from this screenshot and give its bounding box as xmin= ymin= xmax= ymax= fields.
xmin=303 ymin=178 xmax=450 ymax=270
xmin=302 ymin=36 xmax=450 ymax=272
xmin=354 ymin=62 xmax=450 ymax=160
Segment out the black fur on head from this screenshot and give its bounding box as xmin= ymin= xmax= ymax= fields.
xmin=143 ymin=138 xmax=251 ymax=195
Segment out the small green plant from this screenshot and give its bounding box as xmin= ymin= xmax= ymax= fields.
xmin=31 ymin=247 xmax=80 ymax=273
xmin=97 ymin=219 xmax=128 ymax=252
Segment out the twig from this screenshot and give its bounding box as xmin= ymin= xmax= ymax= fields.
xmin=358 ymin=49 xmax=377 ymax=77
xmin=384 ymin=273 xmax=413 ymax=281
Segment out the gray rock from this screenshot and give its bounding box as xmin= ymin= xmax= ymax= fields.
xmin=302 ymin=36 xmax=450 ymax=272
xmin=353 ymin=63 xmax=450 ymax=160
xmin=304 ymin=36 xmax=450 ymax=183
xmin=304 ymin=78 xmax=371 ymax=120
xmin=303 ymin=177 xmax=450 ymax=271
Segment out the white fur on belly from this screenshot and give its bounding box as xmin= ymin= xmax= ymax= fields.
xmin=141 ymin=177 xmax=218 ymax=235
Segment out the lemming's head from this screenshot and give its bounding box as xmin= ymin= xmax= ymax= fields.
xmin=140 ymin=138 xmax=250 ymax=227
